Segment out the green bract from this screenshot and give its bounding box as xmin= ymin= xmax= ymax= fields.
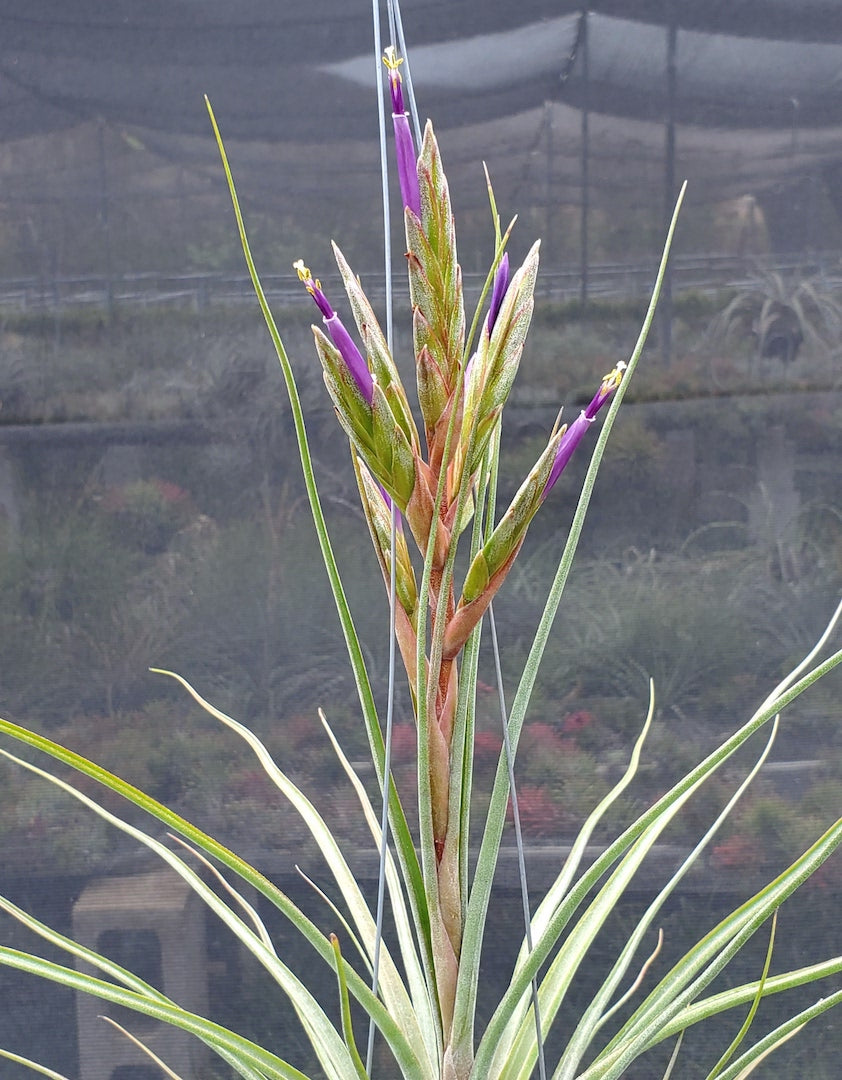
xmin=407 ymin=124 xmax=465 ymax=448
xmin=462 ymin=241 xmax=540 ymax=477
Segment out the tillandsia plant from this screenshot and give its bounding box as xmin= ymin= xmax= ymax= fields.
xmin=2 ymin=11 xmax=842 ymax=1080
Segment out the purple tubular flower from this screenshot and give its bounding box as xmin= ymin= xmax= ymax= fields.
xmin=487 ymin=254 xmax=510 ymax=333
xmin=294 ymin=260 xmax=374 ymax=404
xmin=383 ymin=47 xmax=421 ymax=219
xmin=542 ymin=362 xmax=627 ymax=499
xmin=464 ymin=254 xmax=511 ymax=384
xmin=584 ymin=362 xmax=625 ymax=420
xmin=542 ymin=412 xmax=591 ymax=497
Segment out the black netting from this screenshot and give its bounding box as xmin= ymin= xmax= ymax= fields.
xmin=2 ymin=1 xmax=842 ymax=280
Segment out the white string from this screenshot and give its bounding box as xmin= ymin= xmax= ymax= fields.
xmin=390 ymin=0 xmax=423 ymax=147
xmin=366 ymin=2 xmax=398 ymax=1073
xmin=367 ymin=6 xmax=548 ymax=1076
xmin=489 ymin=602 xmax=548 ymax=1080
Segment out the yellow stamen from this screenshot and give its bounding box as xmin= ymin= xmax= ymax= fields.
xmin=602 ymin=361 xmax=627 ymax=390
xmin=382 ymin=45 xmax=404 ymax=73
xmin=293 ymin=259 xmax=310 ymax=283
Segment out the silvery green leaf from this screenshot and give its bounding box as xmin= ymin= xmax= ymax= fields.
xmin=461 ymin=432 xmax=558 ymax=604
xmin=407 ymin=233 xmax=448 ymax=370
xmin=354 ymin=455 xmax=418 ymax=618
xmin=461 ymin=549 xmax=490 ymax=606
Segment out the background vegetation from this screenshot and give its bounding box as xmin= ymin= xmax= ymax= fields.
xmin=0 ymin=290 xmax=840 ymax=878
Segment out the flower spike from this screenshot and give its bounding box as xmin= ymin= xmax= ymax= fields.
xmin=294 ymin=260 xmax=374 ymax=405
xmin=383 ymin=47 xmax=421 ymax=219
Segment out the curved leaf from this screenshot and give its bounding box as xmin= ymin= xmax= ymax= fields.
xmin=455 ymin=184 xmax=688 ymax=1074
xmin=0 ymin=746 xmax=357 ymax=1080
xmin=0 ymin=892 xmax=268 ymax=1080
xmin=0 ymin=947 xmax=310 ymax=1080
xmin=0 ymin=1048 xmax=72 ymax=1080
xmin=0 ymin=725 xmax=427 ymax=1080
xmin=547 ymin=721 xmax=779 ymax=1080
xmin=579 ymin=817 xmax=842 ymax=1079
xmin=320 ymin=711 xmax=440 ymax=1073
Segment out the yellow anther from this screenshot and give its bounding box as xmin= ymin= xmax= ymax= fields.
xmin=293 ymin=259 xmax=310 ymax=282
xmin=382 ymin=45 xmax=404 ymax=72
xmin=602 ymin=361 xmax=627 ymax=391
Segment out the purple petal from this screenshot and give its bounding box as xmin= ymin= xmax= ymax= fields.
xmin=541 ymin=362 xmax=626 ymax=499
xmin=542 ymin=412 xmax=592 ymax=498
xmin=393 ymin=113 xmax=421 ymax=218
xmin=385 ymin=51 xmax=406 ymax=115
xmin=295 ymin=259 xmax=373 ymax=404
xmin=377 ymin=482 xmax=404 ymax=532
xmin=487 ymin=254 xmax=510 ymax=333
xmin=462 ymin=256 xmax=510 ymax=386
xmin=383 ymin=48 xmax=420 ymax=218
xmin=294 ymin=260 xmax=333 ymax=320
xmin=585 ymin=362 xmax=627 ymax=419
xmin=325 ymin=313 xmax=374 ymax=405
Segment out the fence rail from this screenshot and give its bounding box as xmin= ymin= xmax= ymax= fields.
xmin=1 ymin=252 xmax=841 ymax=315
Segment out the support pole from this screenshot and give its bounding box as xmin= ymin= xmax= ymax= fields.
xmin=579 ymin=4 xmax=590 ymax=313
xmin=97 ymin=119 xmax=115 ymax=320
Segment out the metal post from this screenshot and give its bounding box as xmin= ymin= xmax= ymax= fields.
xmin=579 ymin=4 xmax=590 ymax=313
xmin=97 ymin=119 xmax=115 ymax=319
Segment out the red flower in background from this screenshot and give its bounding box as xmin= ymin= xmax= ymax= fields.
xmin=227 ymin=769 xmax=284 ymax=806
xmin=523 ymin=722 xmax=567 ymax=756
xmin=100 ymin=477 xmax=190 ymax=513
xmin=508 ymin=786 xmax=563 ymax=838
xmin=562 ymin=710 xmax=595 ymax=734
xmin=711 ymin=834 xmax=759 ymax=870
xmin=285 ymin=714 xmax=319 ymax=749
xmin=149 ymin=478 xmax=190 ymax=505
xmin=389 ymin=725 xmax=417 ymax=765
xmin=473 ymin=730 xmax=502 ymax=766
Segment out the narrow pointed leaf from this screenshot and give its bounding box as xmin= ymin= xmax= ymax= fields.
xmin=0 ymin=948 xmax=311 ymax=1080
xmin=205 ymin=98 xmax=430 ymax=966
